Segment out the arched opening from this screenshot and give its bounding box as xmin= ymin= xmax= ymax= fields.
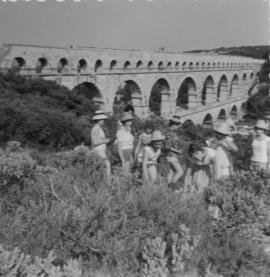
xmin=195 ymin=62 xmax=200 ymax=69
xmin=230 ymin=105 xmax=238 ymax=120
xmin=202 ymin=114 xmax=213 ymax=129
xmin=183 ymin=119 xmax=194 ymax=128
xmin=182 ymin=62 xmax=187 ymax=70
xmin=230 ymin=74 xmax=239 ymax=98
xmin=113 ymin=80 xmax=142 ymax=115
xmin=217 ymin=109 xmax=226 ymax=121
xmin=213 ymin=62 xmax=216 ymax=68
xmin=94 ymin=60 xmax=103 ymax=73
xmin=177 ymin=77 xmax=196 ymax=110
xmin=201 ymin=62 xmax=205 ymax=68
xmin=147 ymin=61 xmax=153 ymax=70
xmin=136 ymin=60 xmax=143 ymax=69
xmin=249 ymin=72 xmax=254 ymax=82
xmin=217 ymin=75 xmax=228 ymax=102
xmin=149 ymin=78 xmax=170 ymax=116
xmin=189 ymin=62 xmax=193 ymax=70
xmin=77 ymin=59 xmax=87 ymax=73
xmin=175 ymin=61 xmax=180 ymax=69
xmin=57 ymin=58 xmax=68 ymax=73
xmin=222 ymin=62 xmax=225 ymax=68
xmin=72 ymin=82 xmax=102 ymax=110
xmin=110 ymin=60 xmax=117 ymax=70
xmin=207 ymin=62 xmax=211 ymax=69
xmin=167 ymin=61 xmax=172 ymax=69
xmin=11 ymin=57 xmax=26 ymax=72
xmin=124 ymin=61 xmax=131 ymax=70
xmin=217 ymin=62 xmax=220 ymax=68
xmin=158 ymin=61 xmax=164 ymax=70
xmin=36 ymin=58 xmax=48 ymax=73
xmin=242 ymin=73 xmax=247 ymax=84
xmin=201 ymin=76 xmax=214 ymax=105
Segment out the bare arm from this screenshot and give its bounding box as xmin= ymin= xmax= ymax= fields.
xmin=223 ymin=137 xmax=238 ymax=153
xmin=92 ymin=138 xmax=109 ymax=147
xmin=142 ymin=149 xmax=150 ymax=184
xmin=134 ymin=135 xmax=142 ymax=158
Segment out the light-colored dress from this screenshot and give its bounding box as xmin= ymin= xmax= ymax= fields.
xmin=144 ymin=146 xmax=161 ymax=167
xmin=190 ymin=147 xmax=216 ymax=191
xmin=214 ymin=145 xmax=232 ymax=179
xmin=137 ymin=132 xmax=152 ymax=163
xmin=91 ymin=124 xmax=107 ymax=159
xmin=251 ymin=135 xmax=270 ymax=170
xmin=116 ymin=128 xmax=134 ymax=161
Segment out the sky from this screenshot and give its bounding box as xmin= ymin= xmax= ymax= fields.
xmin=0 ymin=0 xmax=268 ymax=52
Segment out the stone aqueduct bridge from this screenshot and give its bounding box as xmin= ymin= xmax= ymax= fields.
xmin=0 ymin=44 xmax=264 ymax=126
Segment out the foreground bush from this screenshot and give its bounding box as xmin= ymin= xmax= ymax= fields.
xmin=1 ymin=146 xmax=270 ymax=276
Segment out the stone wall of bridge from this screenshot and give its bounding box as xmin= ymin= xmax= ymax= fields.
xmin=0 ymin=44 xmax=264 ymax=122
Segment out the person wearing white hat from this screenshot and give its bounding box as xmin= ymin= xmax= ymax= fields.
xmin=213 ymin=123 xmax=238 ymax=179
xmin=116 ymin=113 xmax=134 ymax=173
xmin=142 ymin=130 xmax=165 ymax=185
xmin=91 ymin=110 xmax=111 ymax=180
xmin=164 ymin=115 xmax=184 ymax=187
xmin=250 ymin=119 xmax=270 ymax=171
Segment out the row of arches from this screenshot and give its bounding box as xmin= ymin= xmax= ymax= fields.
xmin=201 ymin=105 xmax=243 ymax=128
xmin=72 ymin=74 xmax=251 ymax=117
xmin=10 ymin=56 xmax=255 ymax=74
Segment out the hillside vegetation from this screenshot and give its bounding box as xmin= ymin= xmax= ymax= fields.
xmin=184 ymin=45 xmax=270 ymax=60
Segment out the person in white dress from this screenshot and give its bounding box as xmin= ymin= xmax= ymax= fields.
xmin=213 ymin=123 xmax=238 ymax=179
xmin=250 ymin=119 xmax=270 ymax=171
xmin=116 ymin=113 xmax=134 ymax=173
xmin=142 ymin=130 xmax=165 ymax=185
xmin=91 ymin=110 xmax=111 ymax=181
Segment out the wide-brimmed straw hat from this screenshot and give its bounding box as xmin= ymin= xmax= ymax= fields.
xmin=214 ymin=123 xmax=231 ymax=136
xmin=170 ymin=115 xmax=182 ymax=124
xmin=92 ymin=110 xmax=108 ymax=121
xmin=120 ymin=112 xmax=134 ymax=122
xmin=151 ymin=130 xmax=165 ymax=141
xmin=255 ymin=120 xmax=268 ymax=130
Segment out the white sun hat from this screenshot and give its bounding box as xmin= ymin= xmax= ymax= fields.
xmin=92 ymin=110 xmax=108 ymax=121
xmin=255 ymin=119 xmax=268 ymax=130
xmin=214 ymin=123 xmax=231 ymax=135
xmin=151 ymin=130 xmax=166 ymax=141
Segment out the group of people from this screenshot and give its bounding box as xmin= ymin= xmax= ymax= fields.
xmin=90 ymin=106 xmax=270 ymax=192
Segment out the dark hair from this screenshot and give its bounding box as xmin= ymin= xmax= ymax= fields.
xmin=124 ymin=104 xmax=135 ymax=114
xmin=188 ymin=143 xmax=204 ymax=157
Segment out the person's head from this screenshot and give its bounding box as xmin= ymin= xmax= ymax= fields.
xmin=120 ymin=113 xmax=134 ymax=129
xmin=169 ymin=115 xmax=182 ymax=130
xmin=188 ymin=143 xmax=205 ymax=162
xmin=151 ymin=130 xmax=165 ymax=150
xmin=92 ymin=110 xmax=108 ymax=126
xmin=214 ymin=123 xmax=230 ymax=140
xmin=254 ymin=119 xmax=268 ymax=137
xmin=124 ymin=104 xmax=135 ymax=116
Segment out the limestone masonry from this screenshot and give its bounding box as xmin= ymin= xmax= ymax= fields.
xmin=0 ymin=44 xmax=264 ymax=125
